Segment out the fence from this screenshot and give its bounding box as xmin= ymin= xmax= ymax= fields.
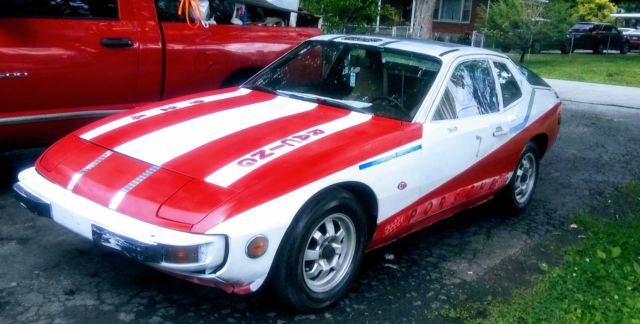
xmin=326 ymin=25 xmax=412 ymax=38
xmin=326 ymin=25 xmax=496 ymax=50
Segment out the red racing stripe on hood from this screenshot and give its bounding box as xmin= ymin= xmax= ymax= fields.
xmin=85 ymin=91 xmax=274 ymax=149
xmin=71 ymin=153 xmax=151 ymax=207
xmin=73 ymin=87 xmax=250 ymax=139
xmin=191 ymin=117 xmax=423 ymax=233
xmin=162 ymin=105 xmax=351 ymax=181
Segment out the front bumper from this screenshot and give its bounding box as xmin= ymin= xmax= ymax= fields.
xmin=14 ymin=168 xmax=232 ymax=286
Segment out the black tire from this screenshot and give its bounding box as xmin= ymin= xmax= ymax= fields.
xmin=560 ymin=46 xmax=569 ymax=54
xmin=593 ymin=42 xmax=604 ymax=54
xmin=496 ymin=142 xmax=540 ymax=214
xmin=268 ymin=188 xmax=367 ymax=312
xmin=620 ymin=41 xmax=629 ymax=55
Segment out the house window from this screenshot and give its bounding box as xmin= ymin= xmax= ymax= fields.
xmin=433 ymin=0 xmax=473 ymax=23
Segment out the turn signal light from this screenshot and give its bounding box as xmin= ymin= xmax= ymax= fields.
xmin=246 ymin=235 xmax=268 ymax=259
xmin=164 ymin=245 xmax=200 ymax=264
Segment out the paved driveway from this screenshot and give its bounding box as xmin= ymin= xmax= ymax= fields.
xmin=546 ymin=78 xmax=640 ymax=109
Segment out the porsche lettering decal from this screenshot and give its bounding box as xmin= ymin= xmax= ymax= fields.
xmin=206 ymin=112 xmax=372 ymax=187
xmin=237 ymin=129 xmax=326 ymax=167
xmin=81 ymin=88 xmax=251 ymax=140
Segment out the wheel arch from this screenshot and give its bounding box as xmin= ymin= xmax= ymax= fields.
xmin=302 ymin=182 xmax=379 ymax=243
xmin=530 ymin=133 xmax=548 ymax=157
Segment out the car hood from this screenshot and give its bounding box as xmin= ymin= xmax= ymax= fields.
xmin=38 ymin=87 xmax=422 ymax=231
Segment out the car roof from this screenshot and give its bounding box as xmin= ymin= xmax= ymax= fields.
xmin=309 ymin=34 xmax=507 ymax=61
xmin=574 ymin=22 xmax=611 ymax=26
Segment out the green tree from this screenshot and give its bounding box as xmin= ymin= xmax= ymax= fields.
xmin=411 ymin=0 xmax=438 ymax=39
xmin=614 ymin=0 xmax=640 ymax=12
xmin=575 ymin=0 xmax=617 ymax=22
xmin=543 ymin=0 xmax=577 ymax=52
xmin=300 ymin=0 xmax=401 ymax=33
xmin=478 ymin=0 xmax=545 ymax=63
xmin=479 ymin=0 xmax=576 ymax=63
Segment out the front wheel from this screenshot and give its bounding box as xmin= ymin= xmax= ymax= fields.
xmin=496 ymin=142 xmax=539 ymax=213
xmin=268 ymin=189 xmax=367 ymax=312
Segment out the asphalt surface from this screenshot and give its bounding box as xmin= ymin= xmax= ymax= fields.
xmin=546 ymin=79 xmax=640 ymax=109
xmin=1 ymin=96 xmax=640 ymax=323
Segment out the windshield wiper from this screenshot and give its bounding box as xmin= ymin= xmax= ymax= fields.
xmin=281 ymin=92 xmax=372 ymax=115
xmin=243 ymin=84 xmax=280 ymax=96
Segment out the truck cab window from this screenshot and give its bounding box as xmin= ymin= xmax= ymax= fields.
xmin=0 ymin=0 xmax=118 ymax=19
xmin=155 ymin=0 xmax=234 ymax=23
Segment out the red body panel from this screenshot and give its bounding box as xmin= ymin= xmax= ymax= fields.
xmin=0 ymin=0 xmax=319 ymax=149
xmin=367 ymin=103 xmax=562 ymax=250
xmin=160 ymin=23 xmax=320 ymax=98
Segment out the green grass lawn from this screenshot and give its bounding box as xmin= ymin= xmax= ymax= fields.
xmin=462 ymin=181 xmax=640 ymax=323
xmin=509 ymin=53 xmax=640 ymax=88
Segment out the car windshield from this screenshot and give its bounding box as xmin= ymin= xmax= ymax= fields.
xmin=243 ymin=41 xmax=442 ymax=122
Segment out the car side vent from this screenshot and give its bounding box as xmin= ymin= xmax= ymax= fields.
xmin=341 ymin=36 xmax=384 ymax=43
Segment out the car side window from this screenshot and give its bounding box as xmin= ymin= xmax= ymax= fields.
xmin=432 ymin=60 xmax=499 ymax=121
xmin=0 ymin=0 xmax=118 ymax=19
xmin=493 ymin=62 xmax=522 ymax=108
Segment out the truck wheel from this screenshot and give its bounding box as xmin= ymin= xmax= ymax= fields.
xmin=269 ymin=189 xmax=367 ymax=312
xmin=497 ymin=142 xmax=539 ymax=214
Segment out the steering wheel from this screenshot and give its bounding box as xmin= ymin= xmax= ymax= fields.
xmin=370 ymin=96 xmax=412 ymax=121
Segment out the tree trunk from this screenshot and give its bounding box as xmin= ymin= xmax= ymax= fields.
xmin=411 ymin=0 xmax=437 ymax=39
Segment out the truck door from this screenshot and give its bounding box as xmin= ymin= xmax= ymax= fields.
xmin=154 ymin=0 xmax=317 ymax=99
xmin=0 ymin=0 xmax=144 ymax=137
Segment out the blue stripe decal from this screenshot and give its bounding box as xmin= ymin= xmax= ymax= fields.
xmin=358 ymin=144 xmax=422 ymax=170
xmin=510 ymin=88 xmax=538 ymax=133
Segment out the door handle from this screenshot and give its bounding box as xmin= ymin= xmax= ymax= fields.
xmin=100 ymin=38 xmax=133 ymax=48
xmin=493 ymin=126 xmax=509 ymax=137
xmin=447 ymin=126 xmax=458 ymax=133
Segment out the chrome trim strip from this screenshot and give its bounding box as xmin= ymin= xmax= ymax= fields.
xmin=67 ymin=151 xmax=113 ymax=190
xmin=0 ymin=110 xmax=125 ymax=126
xmin=108 ymin=165 xmax=160 ymax=210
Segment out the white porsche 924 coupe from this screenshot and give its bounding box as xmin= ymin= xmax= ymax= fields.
xmin=15 ymin=35 xmax=561 ymax=311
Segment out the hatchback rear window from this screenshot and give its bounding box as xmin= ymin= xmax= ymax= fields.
xmin=514 ymin=63 xmax=550 ymax=88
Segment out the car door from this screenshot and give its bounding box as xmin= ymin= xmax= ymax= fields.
xmin=611 ymin=26 xmax=624 ymax=48
xmin=0 ymin=0 xmax=143 ymax=121
xmin=414 ymin=58 xmax=503 ymax=222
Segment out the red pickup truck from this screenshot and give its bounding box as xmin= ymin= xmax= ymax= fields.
xmin=0 ymin=0 xmax=318 ymax=149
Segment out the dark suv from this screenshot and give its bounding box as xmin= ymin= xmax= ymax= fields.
xmin=562 ymin=22 xmax=630 ymax=54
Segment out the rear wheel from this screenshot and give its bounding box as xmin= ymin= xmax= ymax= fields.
xmin=620 ymin=41 xmax=630 ymax=54
xmin=269 ymin=189 xmax=367 ymax=312
xmin=497 ymin=142 xmax=539 ymax=213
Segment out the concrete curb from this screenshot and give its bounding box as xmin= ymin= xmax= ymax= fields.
xmin=545 ymin=79 xmax=640 ymax=109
